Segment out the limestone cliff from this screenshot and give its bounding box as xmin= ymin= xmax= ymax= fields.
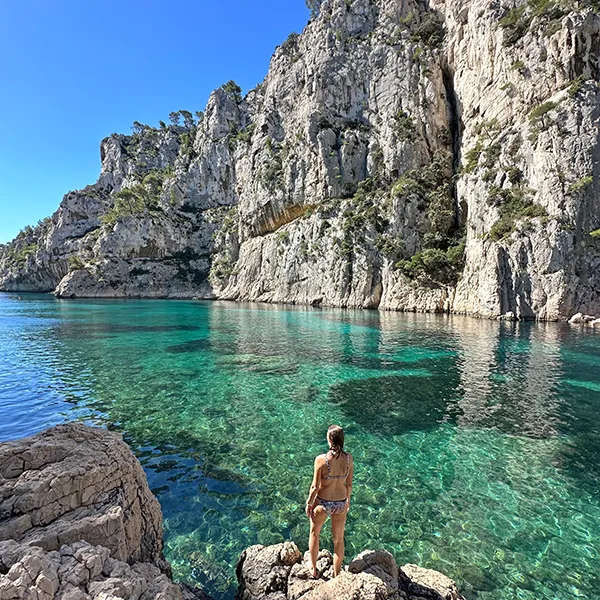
xmin=1 ymin=0 xmax=599 ymax=320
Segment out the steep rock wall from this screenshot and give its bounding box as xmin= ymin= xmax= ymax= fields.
xmin=1 ymin=0 xmax=599 ymax=320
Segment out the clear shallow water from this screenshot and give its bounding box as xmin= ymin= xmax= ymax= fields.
xmin=1 ymin=294 xmax=600 ymax=600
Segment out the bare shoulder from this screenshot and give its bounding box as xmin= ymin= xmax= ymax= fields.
xmin=314 ymin=454 xmax=326 ymax=466
xmin=345 ymin=452 xmax=354 ymax=465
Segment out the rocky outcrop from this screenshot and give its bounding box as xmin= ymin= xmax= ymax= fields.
xmin=0 ymin=424 xmax=209 ymax=599
xmin=0 ymin=540 xmax=193 ymax=600
xmin=236 ymin=543 xmax=464 ymax=600
xmin=1 ymin=0 xmax=599 ymax=320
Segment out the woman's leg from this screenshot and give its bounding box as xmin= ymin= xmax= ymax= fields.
xmin=308 ymin=505 xmax=327 ymax=577
xmin=330 ymin=511 xmax=347 ymax=576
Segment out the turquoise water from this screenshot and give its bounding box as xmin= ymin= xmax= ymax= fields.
xmin=1 ymin=294 xmax=600 ymax=600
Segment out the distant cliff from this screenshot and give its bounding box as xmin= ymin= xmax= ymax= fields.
xmin=2 ymin=0 xmax=599 ymax=320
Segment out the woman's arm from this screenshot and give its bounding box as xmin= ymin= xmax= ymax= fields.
xmin=306 ymin=456 xmax=323 ymax=520
xmin=345 ymin=455 xmax=354 ymax=511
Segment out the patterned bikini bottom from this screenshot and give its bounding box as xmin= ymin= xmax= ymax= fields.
xmin=317 ymin=497 xmax=347 ymax=516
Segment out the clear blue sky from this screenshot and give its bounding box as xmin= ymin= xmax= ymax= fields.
xmin=0 ymin=0 xmax=310 ymax=243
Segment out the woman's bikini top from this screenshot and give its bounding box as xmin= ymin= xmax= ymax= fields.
xmin=323 ymin=451 xmax=350 ymax=481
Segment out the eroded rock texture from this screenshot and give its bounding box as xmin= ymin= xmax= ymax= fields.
xmin=0 ymin=424 xmax=210 ymax=599
xmin=0 ymin=541 xmax=186 ymax=600
xmin=1 ymin=0 xmax=599 ymax=320
xmin=236 ymin=543 xmax=464 ymax=600
xmin=0 ymin=424 xmax=163 ymax=567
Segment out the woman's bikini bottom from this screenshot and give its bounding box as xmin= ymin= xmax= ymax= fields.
xmin=317 ymin=496 xmax=347 ymax=516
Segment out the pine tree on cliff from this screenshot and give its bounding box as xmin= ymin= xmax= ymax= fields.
xmin=306 ymin=0 xmax=323 ymax=18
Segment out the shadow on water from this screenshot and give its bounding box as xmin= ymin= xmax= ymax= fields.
xmin=329 ymin=371 xmax=462 ymax=436
xmin=165 ymin=339 xmax=212 ymax=353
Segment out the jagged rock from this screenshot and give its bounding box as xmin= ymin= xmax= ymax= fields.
xmin=235 ymin=542 xmax=463 ymax=600
xmin=0 ymin=425 xmax=211 ymax=600
xmin=569 ymin=312 xmax=584 ymax=324
xmin=0 ymin=540 xmax=184 ymax=600
xmin=399 ymin=564 xmax=462 ymax=600
xmin=591 ymin=318 xmax=600 ymax=327
xmin=0 ymin=423 xmax=164 ymax=567
xmin=2 ymin=0 xmax=599 ymax=320
xmin=349 ymin=550 xmax=399 ymax=595
xmin=301 ymin=572 xmax=388 ymax=600
xmin=235 ymin=542 xmax=301 ymax=600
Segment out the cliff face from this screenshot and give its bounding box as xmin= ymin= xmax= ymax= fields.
xmin=1 ymin=0 xmax=599 ymax=320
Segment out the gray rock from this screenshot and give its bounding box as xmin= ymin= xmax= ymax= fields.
xmin=0 ymin=425 xmax=211 ymax=600
xmin=349 ymin=549 xmax=398 ymax=595
xmin=3 ymin=0 xmax=599 ymax=319
xmin=236 ymin=542 xmax=465 ymax=600
xmin=0 ymin=424 xmax=163 ymax=567
xmin=399 ymin=564 xmax=463 ymax=600
xmin=0 ymin=541 xmax=185 ymax=600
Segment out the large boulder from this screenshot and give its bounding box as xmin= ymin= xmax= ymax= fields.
xmin=0 ymin=424 xmax=211 ymax=599
xmin=0 ymin=424 xmax=164 ymax=568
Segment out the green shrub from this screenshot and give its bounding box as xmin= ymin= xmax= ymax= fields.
xmin=568 ymin=76 xmax=585 ymax=97
xmin=590 ymin=229 xmax=600 ymax=238
xmin=512 ymin=60 xmax=527 ymax=74
xmin=462 ymin=140 xmax=484 ymax=173
xmin=68 ymin=256 xmax=86 ymax=271
xmin=260 ymin=138 xmax=285 ymax=191
xmin=375 ymin=233 xmax=405 ymax=261
xmin=567 ymin=175 xmax=593 ymax=195
xmin=5 ymin=243 xmax=38 ymax=268
xmin=488 ymin=186 xmax=547 ymax=241
xmin=306 ymin=0 xmax=323 ymax=18
xmin=102 ymin=170 xmax=166 ymax=226
xmin=410 ymin=11 xmax=446 ymax=48
xmin=393 ymin=110 xmax=416 ymax=142
xmin=528 ymin=100 xmax=559 ymax=141
xmin=397 ymin=237 xmax=465 ymax=284
xmin=281 ymin=32 xmax=300 ymax=54
xmin=499 ymin=0 xmax=567 ymax=46
xmin=221 ymin=80 xmax=242 ymax=103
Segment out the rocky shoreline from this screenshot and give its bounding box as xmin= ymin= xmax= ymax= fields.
xmin=0 ymin=424 xmax=466 ymax=600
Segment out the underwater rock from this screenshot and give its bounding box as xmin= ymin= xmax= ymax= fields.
xmin=236 ymin=542 xmax=464 ymax=600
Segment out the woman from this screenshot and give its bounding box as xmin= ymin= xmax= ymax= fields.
xmin=305 ymin=424 xmax=354 ymax=578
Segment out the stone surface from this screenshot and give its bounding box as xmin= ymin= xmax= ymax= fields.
xmin=0 ymin=424 xmax=210 ymax=599
xmin=0 ymin=540 xmax=184 ymax=600
xmin=0 ymin=424 xmax=163 ymax=567
xmin=236 ymin=542 xmax=463 ymax=600
xmin=399 ymin=564 xmax=462 ymax=600
xmin=1 ymin=0 xmax=599 ymax=320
